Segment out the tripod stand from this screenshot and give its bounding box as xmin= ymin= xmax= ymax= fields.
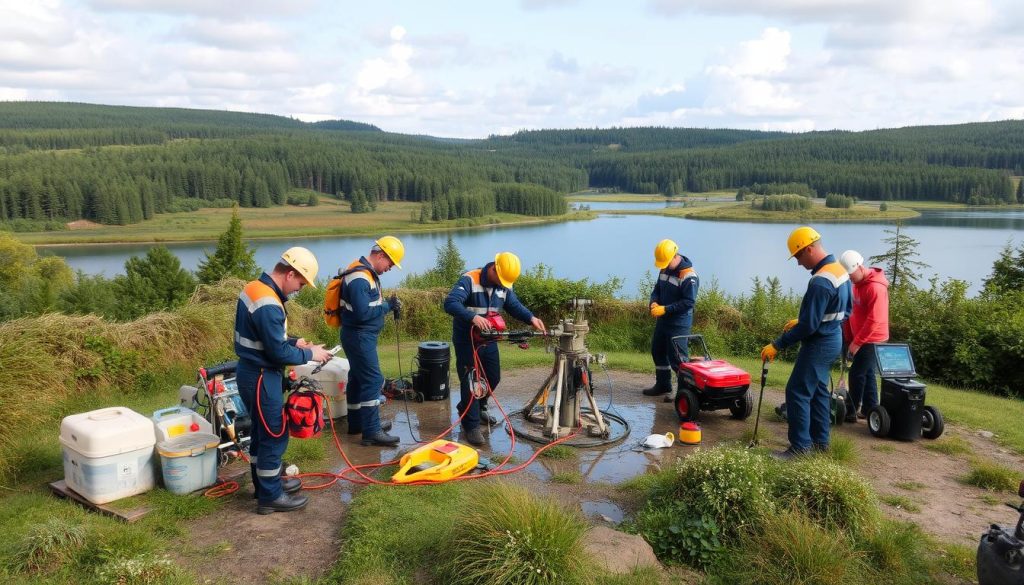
xmin=521 ymin=299 xmax=609 ymax=439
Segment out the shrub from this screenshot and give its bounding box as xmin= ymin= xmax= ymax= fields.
xmin=773 ymin=458 xmax=880 ymax=535
xmin=825 ymin=193 xmax=856 ymax=208
xmin=761 ymin=193 xmax=811 ymax=211
xmin=647 ymin=447 xmax=776 ymax=540
xmin=438 ymin=483 xmax=589 ymax=585
xmin=633 ymin=505 xmax=724 ymax=568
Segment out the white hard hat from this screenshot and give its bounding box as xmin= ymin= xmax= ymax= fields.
xmin=839 ymin=250 xmax=864 ymax=274
xmin=281 ymin=247 xmax=319 ymax=288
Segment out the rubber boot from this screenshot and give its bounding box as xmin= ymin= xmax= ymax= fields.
xmin=361 ymin=430 xmax=400 ymax=447
xmin=257 ymin=493 xmax=309 ymax=514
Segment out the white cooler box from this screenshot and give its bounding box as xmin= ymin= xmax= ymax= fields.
xmin=293 ymin=356 xmax=350 ymax=419
xmin=60 ymin=407 xmax=156 ymax=504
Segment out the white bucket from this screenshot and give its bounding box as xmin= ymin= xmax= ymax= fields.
xmin=293 ymin=357 xmax=350 ymax=419
xmin=156 ymin=433 xmax=219 ymax=495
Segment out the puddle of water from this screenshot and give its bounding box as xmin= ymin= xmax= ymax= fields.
xmin=581 ymin=499 xmax=624 ymax=523
xmin=320 ymin=367 xmax=738 ymax=487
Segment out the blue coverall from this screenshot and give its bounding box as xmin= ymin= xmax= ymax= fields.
xmin=772 ymin=255 xmax=852 ymax=451
xmin=339 ymin=257 xmax=392 ymax=440
xmin=234 ymin=273 xmax=313 ymax=504
xmin=650 ymin=255 xmax=699 ymax=393
xmin=444 ymin=263 xmax=534 ymax=432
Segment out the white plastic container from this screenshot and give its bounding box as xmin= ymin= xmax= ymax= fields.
xmin=156 ymin=433 xmax=220 ymax=495
xmin=293 ymin=357 xmax=350 ymax=419
xmin=151 ymin=406 xmax=213 ymax=444
xmin=60 ymin=407 xmax=156 ymax=504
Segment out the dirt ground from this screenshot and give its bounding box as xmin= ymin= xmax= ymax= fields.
xmin=174 ymin=366 xmax=1024 ymax=583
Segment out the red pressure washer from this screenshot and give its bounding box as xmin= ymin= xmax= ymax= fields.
xmin=671 ymin=335 xmax=753 ymax=422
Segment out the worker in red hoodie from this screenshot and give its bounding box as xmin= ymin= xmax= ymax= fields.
xmin=839 ymin=250 xmax=890 ymax=422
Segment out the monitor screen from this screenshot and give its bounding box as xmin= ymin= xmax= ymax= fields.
xmin=874 ymin=343 xmax=917 ymax=378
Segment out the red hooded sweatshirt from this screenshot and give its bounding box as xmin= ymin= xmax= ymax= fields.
xmin=843 ymin=267 xmax=890 ymax=347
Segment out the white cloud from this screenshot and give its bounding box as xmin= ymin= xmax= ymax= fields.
xmin=175 ymin=19 xmax=290 ymax=49
xmin=88 ymin=0 xmax=312 ymax=18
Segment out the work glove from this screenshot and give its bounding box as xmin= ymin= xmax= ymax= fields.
xmin=650 ymin=304 xmax=666 ymax=317
xmin=760 ymin=343 xmax=778 ymax=363
xmin=783 ymin=318 xmax=798 ymax=332
xmin=388 ymin=294 xmax=402 ymax=320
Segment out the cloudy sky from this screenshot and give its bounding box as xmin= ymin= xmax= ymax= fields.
xmin=2 ymin=0 xmax=1022 ymax=137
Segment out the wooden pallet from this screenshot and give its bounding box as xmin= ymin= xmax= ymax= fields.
xmin=48 ymin=465 xmax=249 ymax=522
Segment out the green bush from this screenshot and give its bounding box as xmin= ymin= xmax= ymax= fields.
xmin=633 ymin=505 xmax=723 ymax=568
xmin=825 ymin=193 xmax=856 ymax=208
xmin=645 ymin=447 xmax=776 ymax=541
xmin=773 ymin=458 xmax=880 ymax=535
xmin=438 ymin=483 xmax=589 ymax=585
xmin=761 ymin=193 xmax=811 ymax=211
xmin=889 ymin=280 xmax=1024 ymax=396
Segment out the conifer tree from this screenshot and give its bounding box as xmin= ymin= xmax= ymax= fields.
xmin=868 ymin=221 xmax=930 ymax=288
xmin=196 ymin=206 xmax=259 ymax=284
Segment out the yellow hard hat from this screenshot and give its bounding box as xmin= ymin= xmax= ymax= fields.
xmin=281 ymin=247 xmax=319 ymax=288
xmin=375 ymin=236 xmax=405 ymax=269
xmin=787 ymin=226 xmax=821 ymax=258
xmin=654 ymin=239 xmax=679 ymax=269
xmin=493 ymin=252 xmax=521 ymax=288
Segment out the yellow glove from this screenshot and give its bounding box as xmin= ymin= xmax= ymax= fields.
xmin=650 ymin=304 xmax=666 ymax=317
xmin=760 ymin=343 xmax=778 ymax=362
xmin=783 ymin=318 xmax=798 ymax=332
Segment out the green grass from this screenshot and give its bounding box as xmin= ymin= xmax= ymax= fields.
xmin=707 ymin=510 xmax=869 ymax=585
xmin=823 ymin=435 xmax=858 ymax=465
xmin=438 ymin=483 xmax=590 ymax=585
xmin=922 ymin=435 xmax=973 ymax=456
xmin=880 ymin=495 xmax=921 ymax=513
xmin=934 ymin=542 xmax=977 ymax=582
xmin=329 ymin=482 xmax=461 ymax=583
xmin=893 ymin=481 xmax=925 ymax=492
xmin=16 ymin=194 xmax=589 ymax=245
xmin=962 ymin=459 xmax=1021 ymax=492
xmin=681 ymin=201 xmax=919 ymax=223
xmin=872 ymin=444 xmax=896 ymax=454
xmin=539 ymin=445 xmax=576 ymax=460
xmin=979 ymin=493 xmax=1002 ymax=505
xmin=924 ymin=383 xmax=1024 ymax=455
xmin=550 ymin=471 xmax=583 ymax=484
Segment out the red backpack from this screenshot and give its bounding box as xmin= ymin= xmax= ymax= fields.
xmin=285 ymin=388 xmax=325 ymax=439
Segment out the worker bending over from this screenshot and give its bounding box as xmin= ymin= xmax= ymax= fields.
xmin=762 ymin=227 xmax=851 ymax=459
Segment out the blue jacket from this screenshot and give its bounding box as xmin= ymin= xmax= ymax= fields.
xmin=444 ymin=262 xmax=534 ymax=346
xmin=233 ymin=273 xmax=311 ymax=369
xmin=773 ymin=254 xmax=853 ymax=350
xmin=339 ymin=256 xmax=392 ymax=332
xmin=650 ymin=255 xmax=698 ymax=323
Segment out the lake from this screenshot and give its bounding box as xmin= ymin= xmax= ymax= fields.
xmin=40 ymin=208 xmax=1024 ymax=297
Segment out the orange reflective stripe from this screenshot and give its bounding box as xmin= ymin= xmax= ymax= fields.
xmin=466 ymin=269 xmax=482 ymax=285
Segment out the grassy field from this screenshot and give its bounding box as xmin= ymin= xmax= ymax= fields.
xmin=679 ymin=200 xmax=920 ymax=222
xmin=15 ymin=190 xmax=592 ymax=246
